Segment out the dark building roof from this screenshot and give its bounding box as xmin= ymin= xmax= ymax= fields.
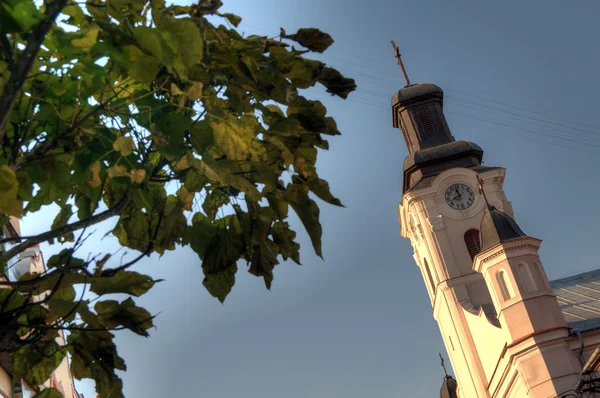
xmin=551 ymin=269 xmax=600 ymax=331
xmin=440 ymin=375 xmax=458 ymax=398
xmin=480 ymin=205 xmax=527 ymax=252
xmin=391 ymin=83 xmax=444 ymax=107
xmin=403 ymin=140 xmax=483 ymax=172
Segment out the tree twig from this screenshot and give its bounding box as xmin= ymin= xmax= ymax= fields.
xmin=1 ymin=196 xmax=130 ymax=263
xmin=0 ymin=0 xmax=69 ymax=140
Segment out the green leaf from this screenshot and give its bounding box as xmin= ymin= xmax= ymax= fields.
xmin=95 ymin=298 xmax=153 ymax=336
xmin=318 ymin=67 xmax=357 ymax=99
xmin=222 ymin=13 xmax=242 ymax=27
xmin=202 ymin=189 xmax=230 ymax=221
xmin=249 ymin=240 xmax=279 ymax=289
xmin=282 ymin=28 xmax=334 ymax=53
xmin=307 ymin=177 xmax=343 ymax=207
xmin=47 ymin=298 xmax=78 ymax=323
xmin=285 ymin=182 xmax=323 ymax=258
xmin=76 ymin=195 xmax=93 ymax=220
xmin=202 ymin=263 xmax=237 ymax=303
xmin=133 ymin=26 xmax=174 ymax=66
xmin=272 ymin=221 xmax=300 ymax=264
xmin=122 ymin=45 xmax=160 ymax=84
xmin=91 ymin=270 xmax=161 ymax=297
xmin=202 ymin=230 xmax=244 ymax=276
xmin=51 ymin=204 xmax=74 ymax=230
xmin=67 ymin=329 xmax=125 ymax=397
xmin=189 ymin=120 xmax=214 ymax=154
xmin=14 ymin=341 xmax=66 ymax=387
xmin=1 ymin=0 xmax=43 ymax=33
xmin=185 ymin=213 xmax=217 ymax=260
xmin=119 ymin=210 xmax=150 ymax=251
xmin=161 ymin=16 xmax=203 ymax=75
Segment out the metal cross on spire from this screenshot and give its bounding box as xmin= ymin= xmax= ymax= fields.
xmin=439 ymin=353 xmax=448 ymax=377
xmin=391 ymin=40 xmax=411 ymax=86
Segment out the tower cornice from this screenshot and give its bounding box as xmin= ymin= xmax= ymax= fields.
xmin=473 ymin=237 xmax=543 ymax=274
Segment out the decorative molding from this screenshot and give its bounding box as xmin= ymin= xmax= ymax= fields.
xmin=413 ymin=252 xmax=421 ymax=267
xmin=479 ymin=244 xmax=538 ymax=263
xmin=428 ymin=214 xmax=445 ymax=232
xmin=408 ymin=214 xmax=419 ymax=243
xmin=493 ymin=176 xmax=505 ymax=190
xmin=417 ymin=223 xmax=425 ymax=241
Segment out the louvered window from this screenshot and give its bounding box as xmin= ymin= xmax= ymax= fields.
xmin=416 ymin=108 xmax=435 ymax=133
xmin=464 ymin=229 xmax=481 ymax=260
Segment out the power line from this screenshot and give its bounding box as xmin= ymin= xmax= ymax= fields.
xmin=315 ymin=91 xmax=600 ymax=157
xmin=235 ymin=21 xmax=600 ymax=156
xmin=322 ymin=60 xmax=600 ymax=140
xmin=239 ymin=20 xmax=600 ymax=136
xmin=350 ymin=84 xmax=600 ymax=144
xmin=450 ymin=110 xmax=600 ymax=151
xmin=446 ymin=96 xmax=600 ymax=141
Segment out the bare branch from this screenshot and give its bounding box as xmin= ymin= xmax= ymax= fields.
xmin=1 ymin=196 xmax=130 ymax=263
xmin=0 ymin=0 xmax=69 ymax=140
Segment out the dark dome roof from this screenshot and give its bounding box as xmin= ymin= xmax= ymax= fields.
xmin=403 ymin=140 xmax=483 ymax=170
xmin=391 ymin=83 xmax=443 ymax=107
xmin=440 ymin=375 xmax=458 ymax=398
xmin=480 ymin=205 xmax=527 ymax=252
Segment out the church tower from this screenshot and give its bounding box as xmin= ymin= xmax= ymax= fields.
xmin=393 ymin=82 xmax=583 ymax=397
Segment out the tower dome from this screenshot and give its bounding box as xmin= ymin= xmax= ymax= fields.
xmin=440 ymin=375 xmax=458 ymax=398
xmin=391 ymin=83 xmax=444 ymax=119
xmin=390 ymin=82 xmax=484 ymax=192
xmin=480 ymin=205 xmax=527 ymax=252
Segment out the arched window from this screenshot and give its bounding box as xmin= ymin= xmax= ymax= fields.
xmin=464 ymin=229 xmax=481 ymax=260
xmin=496 ymin=270 xmax=513 ymax=301
xmin=517 ymin=263 xmax=537 ymax=292
xmin=424 ymin=258 xmax=436 ymax=294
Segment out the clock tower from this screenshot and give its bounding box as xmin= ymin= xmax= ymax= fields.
xmin=394 ymin=83 xmax=583 ymax=397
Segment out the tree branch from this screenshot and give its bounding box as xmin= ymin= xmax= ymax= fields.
xmin=1 ymin=196 xmax=130 ymax=263
xmin=0 ymin=0 xmax=69 ymax=141
xmin=0 ymin=34 xmax=16 ymax=72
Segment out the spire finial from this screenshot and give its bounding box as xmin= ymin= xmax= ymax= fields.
xmin=391 ymin=40 xmax=411 ymax=86
xmin=439 ymin=353 xmax=448 ymax=377
xmin=477 ymin=175 xmax=491 ymax=209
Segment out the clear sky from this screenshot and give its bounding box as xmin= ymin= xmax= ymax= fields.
xmin=21 ymin=1 xmax=600 ymax=397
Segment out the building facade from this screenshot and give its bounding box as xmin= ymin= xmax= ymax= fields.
xmin=0 ymin=219 xmax=81 ymax=398
xmin=394 ymin=83 xmax=600 ymax=397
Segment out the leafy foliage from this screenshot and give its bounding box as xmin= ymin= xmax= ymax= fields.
xmin=0 ymin=0 xmax=355 ymax=396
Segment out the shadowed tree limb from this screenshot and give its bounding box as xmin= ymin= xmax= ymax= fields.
xmin=0 ymin=0 xmax=69 ymax=140
xmin=1 ymin=196 xmax=130 ymax=263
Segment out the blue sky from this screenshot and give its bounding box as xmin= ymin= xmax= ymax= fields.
xmin=21 ymin=1 xmax=600 ymax=397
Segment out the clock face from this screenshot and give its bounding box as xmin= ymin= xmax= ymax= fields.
xmin=445 ymin=183 xmax=475 ymax=210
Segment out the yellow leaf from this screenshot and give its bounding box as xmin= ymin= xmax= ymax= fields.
xmin=177 ymin=186 xmax=194 ymax=211
xmin=173 ymin=155 xmax=190 ymax=171
xmin=0 ymin=165 xmax=22 ymax=216
xmin=129 ymin=169 xmax=146 ymax=184
xmin=72 ymin=26 xmax=100 ymax=51
xmin=87 ymin=161 xmax=102 ymax=188
xmin=171 ymin=83 xmax=183 ymax=96
xmin=107 ymin=165 xmax=129 ymax=179
xmin=185 ymin=81 xmax=203 ymax=101
xmin=113 ymin=136 xmax=135 ymax=156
